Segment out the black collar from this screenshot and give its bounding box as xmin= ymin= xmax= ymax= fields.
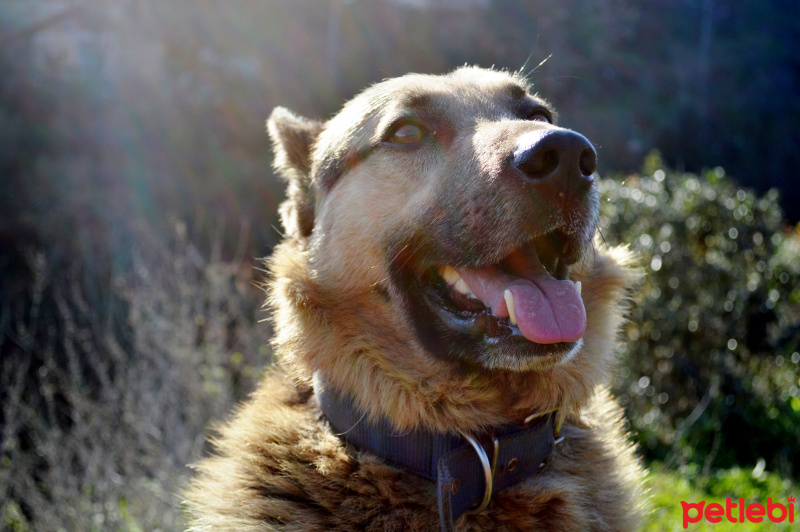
xmin=313 ymin=373 xmax=562 ymax=532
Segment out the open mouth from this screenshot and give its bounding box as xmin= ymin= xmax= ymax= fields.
xmin=406 ymin=228 xmax=587 ymax=361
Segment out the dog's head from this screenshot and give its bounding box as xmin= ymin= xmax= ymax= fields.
xmin=267 ymin=67 xmax=635 ymax=431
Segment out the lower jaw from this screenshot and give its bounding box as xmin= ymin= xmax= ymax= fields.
xmin=473 ymin=337 xmax=583 ymax=371
xmin=414 ymin=288 xmax=581 ymax=371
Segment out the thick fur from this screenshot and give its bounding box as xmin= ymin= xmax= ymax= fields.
xmin=185 ymin=67 xmax=646 ymax=531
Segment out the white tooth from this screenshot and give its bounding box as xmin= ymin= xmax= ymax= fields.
xmin=504 ymin=289 xmax=517 ymax=326
xmin=454 ymin=278 xmax=472 ymax=296
xmin=439 ymin=265 xmax=461 ymax=286
xmin=575 ymin=281 xmax=582 ymax=296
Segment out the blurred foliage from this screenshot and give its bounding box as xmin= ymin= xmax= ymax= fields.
xmin=2 ymin=0 xmax=799 ymax=237
xmin=0 ymin=223 xmax=271 ymax=531
xmin=644 ymin=462 xmax=798 ymax=531
xmin=603 ymin=151 xmax=800 ymax=478
xmin=0 ymin=36 xmax=271 ymax=525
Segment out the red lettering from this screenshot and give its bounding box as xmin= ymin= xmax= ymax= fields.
xmin=681 ymin=497 xmax=796 ymax=527
xmin=705 ymin=502 xmax=724 ymax=523
xmin=682 ymin=500 xmax=705 ymax=529
xmin=725 ymin=497 xmax=738 ymax=523
xmin=746 ymin=502 xmax=765 ymax=523
xmin=767 ymin=497 xmax=787 ymax=523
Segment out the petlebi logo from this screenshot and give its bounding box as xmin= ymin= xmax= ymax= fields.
xmin=681 ymin=496 xmax=796 ymax=528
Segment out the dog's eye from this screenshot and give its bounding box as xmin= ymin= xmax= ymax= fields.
xmin=527 ymin=110 xmax=552 ymax=123
xmin=388 ymin=123 xmax=426 ymax=144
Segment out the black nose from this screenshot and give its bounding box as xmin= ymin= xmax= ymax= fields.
xmin=513 ymin=129 xmax=597 ymax=184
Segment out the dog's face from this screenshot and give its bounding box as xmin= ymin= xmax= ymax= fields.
xmin=268 ymin=67 xmax=633 ymax=428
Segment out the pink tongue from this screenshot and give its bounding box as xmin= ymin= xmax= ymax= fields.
xmin=456 ymin=259 xmax=586 ymax=344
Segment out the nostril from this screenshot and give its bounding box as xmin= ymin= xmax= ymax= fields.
xmin=579 ymin=148 xmax=597 ymax=177
xmin=516 ymin=148 xmax=559 ymax=180
xmin=513 ymin=128 xmax=597 ymax=185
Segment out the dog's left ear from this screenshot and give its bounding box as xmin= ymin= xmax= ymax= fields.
xmin=267 ymin=107 xmax=324 ymax=239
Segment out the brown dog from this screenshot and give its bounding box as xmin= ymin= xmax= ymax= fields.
xmin=185 ymin=67 xmax=645 ymax=531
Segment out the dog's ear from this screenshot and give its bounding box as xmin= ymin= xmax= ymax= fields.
xmin=267 ymin=107 xmax=323 ymax=239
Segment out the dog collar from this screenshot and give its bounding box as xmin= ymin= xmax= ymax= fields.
xmin=313 ymin=373 xmax=562 ymax=532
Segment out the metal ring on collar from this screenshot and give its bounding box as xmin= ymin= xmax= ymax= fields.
xmin=458 ymin=431 xmax=499 ymax=514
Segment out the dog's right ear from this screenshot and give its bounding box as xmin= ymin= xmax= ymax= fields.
xmin=267 ymin=107 xmax=324 ymax=239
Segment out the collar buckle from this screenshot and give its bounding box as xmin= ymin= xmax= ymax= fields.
xmin=457 ymin=430 xmax=498 ymax=514
xmin=314 ymin=372 xmax=561 ymax=531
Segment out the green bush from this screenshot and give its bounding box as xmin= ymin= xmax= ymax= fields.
xmin=644 ymin=463 xmax=798 ymax=531
xmin=603 ymin=152 xmax=800 ymax=478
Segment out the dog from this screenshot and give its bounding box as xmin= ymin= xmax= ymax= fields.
xmin=184 ymin=66 xmax=645 ymax=531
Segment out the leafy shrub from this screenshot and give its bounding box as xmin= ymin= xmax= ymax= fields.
xmin=603 ymin=152 xmax=800 ymax=478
